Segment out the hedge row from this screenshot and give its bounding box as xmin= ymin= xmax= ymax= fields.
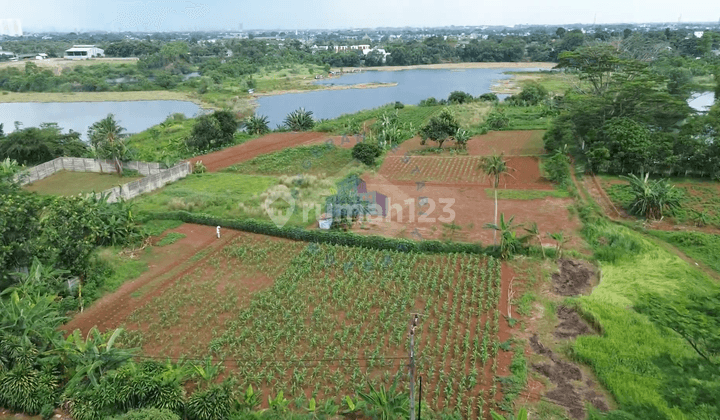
xmin=141 ymin=211 xmax=496 ymax=256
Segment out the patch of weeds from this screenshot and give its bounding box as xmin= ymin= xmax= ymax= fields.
xmin=156 ymin=232 xmax=186 ymax=247
xmin=142 ymin=219 xmax=184 ymax=237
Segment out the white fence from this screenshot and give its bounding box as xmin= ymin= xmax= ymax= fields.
xmin=15 ymin=157 xmax=164 ymax=185
xmin=16 ymin=157 xmax=190 ymax=203
xmin=101 ymin=162 xmax=190 ymax=203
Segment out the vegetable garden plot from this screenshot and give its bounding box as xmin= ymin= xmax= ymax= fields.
xmin=121 ymin=233 xmax=506 ymax=418
xmin=380 ymin=155 xmax=553 ymax=189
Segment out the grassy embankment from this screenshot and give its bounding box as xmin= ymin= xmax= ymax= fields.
xmin=565 ymin=174 xmax=720 ymax=419
xmin=23 ymin=171 xmax=142 ymax=196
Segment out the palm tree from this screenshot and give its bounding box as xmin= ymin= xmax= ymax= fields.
xmin=479 ymin=153 xmax=514 ymax=245
xmin=87 ymin=114 xmax=126 ymax=176
xmin=484 ymin=213 xmax=526 ymax=259
xmin=524 ymin=222 xmax=545 ymax=258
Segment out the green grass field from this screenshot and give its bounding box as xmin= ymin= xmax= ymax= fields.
xmin=23 ymin=171 xmax=142 ymax=196
xmin=646 ymin=230 xmax=720 ymax=274
xmin=134 ymin=173 xmax=278 ymax=219
xmin=501 ymin=105 xmax=554 ymax=130
xmin=225 ymin=144 xmax=356 ymax=176
xmin=573 ymin=222 xmax=720 ymax=419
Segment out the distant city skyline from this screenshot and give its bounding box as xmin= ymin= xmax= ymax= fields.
xmin=2 ymin=0 xmax=719 ymax=33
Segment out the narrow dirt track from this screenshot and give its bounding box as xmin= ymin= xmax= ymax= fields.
xmin=188 ymin=132 xmax=329 ymax=172
xmin=63 ymin=224 xmax=239 ymax=336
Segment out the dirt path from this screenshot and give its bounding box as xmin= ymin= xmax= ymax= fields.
xmin=63 ymin=224 xmax=238 ymax=336
xmin=188 ymin=132 xmax=328 ymax=172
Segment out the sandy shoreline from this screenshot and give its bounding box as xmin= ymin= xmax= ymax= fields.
xmin=253 ymin=82 xmax=398 ymax=97
xmin=360 ymin=62 xmax=556 ymax=71
xmin=0 ymin=90 xmax=208 ymax=106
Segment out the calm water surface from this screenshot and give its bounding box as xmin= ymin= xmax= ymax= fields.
xmin=0 ymin=100 xmax=202 ymax=138
xmin=256 ymin=68 xmax=543 ymax=128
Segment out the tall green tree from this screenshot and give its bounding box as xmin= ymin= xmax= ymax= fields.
xmin=479 ymin=154 xmax=513 ymax=245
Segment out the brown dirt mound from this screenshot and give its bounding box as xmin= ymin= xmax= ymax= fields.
xmin=529 ymin=334 xmax=609 ymax=419
xmin=552 ymin=259 xmax=596 ymax=296
xmin=189 ymin=131 xmax=328 ymax=172
xmin=554 ymin=305 xmax=594 ymax=340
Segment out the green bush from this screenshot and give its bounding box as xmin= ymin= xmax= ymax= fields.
xmin=351 ymin=142 xmax=382 ymax=166
xmin=543 ymin=152 xmax=571 ymax=186
xmin=186 ymin=385 xmax=232 ymax=420
xmin=448 ymin=90 xmax=474 ymax=104
xmin=283 ymin=108 xmax=314 ymax=131
xmin=478 ymin=92 xmax=499 ymax=102
xmin=111 ymin=408 xmax=181 ymax=420
xmin=185 ymin=110 xmax=238 ymax=153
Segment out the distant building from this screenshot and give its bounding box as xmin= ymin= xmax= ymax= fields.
xmin=35 ymin=53 xmax=48 ymax=60
xmin=64 ymin=45 xmax=105 ymax=60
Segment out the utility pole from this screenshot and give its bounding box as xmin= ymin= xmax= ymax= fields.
xmin=408 ymin=313 xmax=420 ymax=420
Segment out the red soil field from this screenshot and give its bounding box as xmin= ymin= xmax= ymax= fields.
xmin=355 ymin=174 xmax=579 ymax=246
xmin=189 ymin=132 xmax=328 ymax=172
xmin=388 ymin=130 xmax=545 ymax=157
xmin=63 ymin=224 xmax=237 ymax=336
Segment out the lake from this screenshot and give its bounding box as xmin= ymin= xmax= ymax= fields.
xmin=0 ymin=100 xmax=202 ymax=138
xmin=688 ymin=91 xmax=716 ymax=113
xmin=255 ymin=67 xmax=543 ymax=128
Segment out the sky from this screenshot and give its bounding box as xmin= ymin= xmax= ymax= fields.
xmin=2 ymin=0 xmax=719 ymax=32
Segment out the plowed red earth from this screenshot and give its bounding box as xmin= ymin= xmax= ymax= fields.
xmin=355 ymin=174 xmax=579 ymax=245
xmin=380 ymin=155 xmax=553 ymax=189
xmin=189 ymin=132 xmax=327 ymax=172
xmin=63 ymin=224 xmax=234 ymax=336
xmin=388 ymin=130 xmax=545 ymax=156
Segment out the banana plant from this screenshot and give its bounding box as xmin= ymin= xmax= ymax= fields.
xmin=268 ymin=390 xmax=290 ymax=413
xmin=61 ymin=327 xmax=135 ymax=393
xmin=190 ymin=355 xmax=223 ymax=389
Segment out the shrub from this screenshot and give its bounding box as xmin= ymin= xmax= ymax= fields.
xmin=506 ymin=82 xmax=549 ymax=106
xmin=186 ymin=385 xmax=232 ymax=420
xmin=352 ymin=142 xmax=382 ymax=166
xmin=419 ymin=108 xmax=460 ymax=148
xmin=448 ymin=90 xmax=474 ymax=104
xmin=111 ymin=408 xmax=181 ymax=420
xmin=621 ymin=173 xmax=682 ymax=220
xmin=478 ymin=92 xmax=499 ymax=102
xmin=486 ymin=109 xmax=509 ymax=130
xmin=243 ymin=114 xmax=270 ymax=135
xmin=418 ymin=97 xmax=438 ymax=107
xmin=186 ymin=111 xmax=238 ymax=152
xmin=544 ymin=152 xmax=571 ymax=186
xmin=393 ymin=101 xmax=404 ymax=109
xmin=283 ymin=108 xmax=315 ymax=131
